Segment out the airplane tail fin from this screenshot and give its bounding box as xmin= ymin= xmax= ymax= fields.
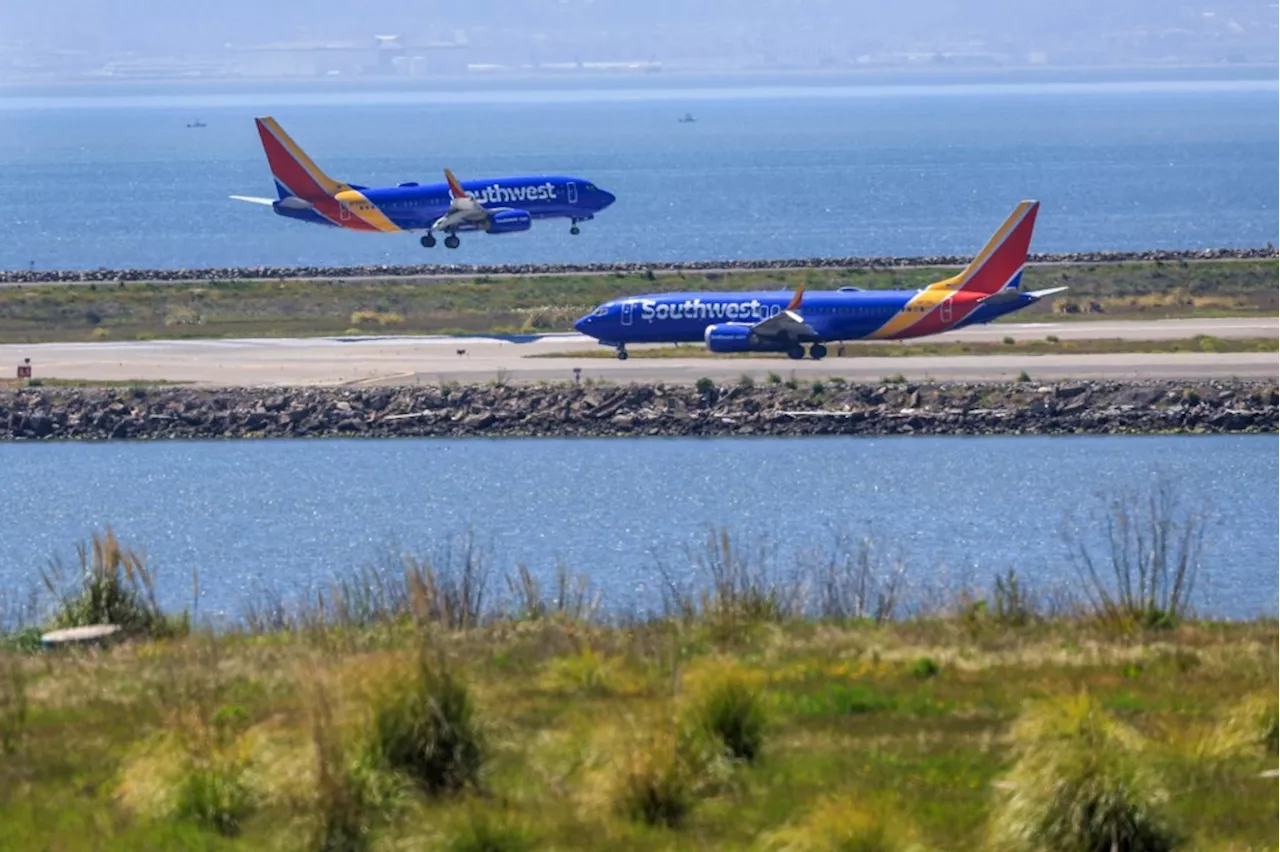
xmin=254 ymin=116 xmax=347 ymax=201
xmin=931 ymin=200 xmax=1040 ymax=295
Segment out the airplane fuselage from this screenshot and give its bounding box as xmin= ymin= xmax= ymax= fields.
xmin=273 ymin=175 xmax=614 ymax=232
xmin=574 ymin=286 xmax=1038 ymax=348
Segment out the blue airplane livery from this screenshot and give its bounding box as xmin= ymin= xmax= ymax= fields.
xmin=231 ymin=116 xmax=616 ymax=249
xmin=574 ymin=201 xmax=1066 ymax=359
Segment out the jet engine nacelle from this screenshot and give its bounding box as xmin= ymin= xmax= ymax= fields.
xmin=484 ymin=209 xmax=532 ymax=234
xmin=703 ymin=322 xmax=759 ymax=353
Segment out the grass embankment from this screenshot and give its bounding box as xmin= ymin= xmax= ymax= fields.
xmin=2 ymin=512 xmax=1276 ymax=850
xmin=0 ymin=259 xmax=1274 ymax=344
xmin=537 ymin=335 xmax=1280 ymax=360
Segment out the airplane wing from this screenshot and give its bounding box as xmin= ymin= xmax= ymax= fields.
xmin=1026 ymin=286 xmax=1070 ymax=299
xmin=744 ymin=285 xmax=818 ymax=340
xmin=228 ymin=195 xmax=276 ymax=205
xmin=432 ymin=168 xmax=490 ymax=231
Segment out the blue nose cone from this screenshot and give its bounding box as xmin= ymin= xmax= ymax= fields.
xmin=596 ymin=188 xmax=617 ymax=208
xmin=573 ymin=314 xmax=591 ymax=335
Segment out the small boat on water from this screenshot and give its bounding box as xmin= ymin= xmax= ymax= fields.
xmin=187 ymin=120 xmax=207 ymax=128
xmin=678 ymin=113 xmax=696 ymax=123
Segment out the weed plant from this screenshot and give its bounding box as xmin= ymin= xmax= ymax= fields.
xmin=368 ymin=651 xmax=486 ymax=797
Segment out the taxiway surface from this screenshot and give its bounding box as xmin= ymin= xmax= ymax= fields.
xmin=2 ymin=318 xmax=1275 ymax=387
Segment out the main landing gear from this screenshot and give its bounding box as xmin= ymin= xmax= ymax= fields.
xmin=786 ymin=343 xmax=828 ymax=361
xmin=614 ymin=344 xmax=628 ymax=360
xmin=570 ymin=218 xmax=581 ymax=236
xmin=419 ymin=232 xmax=461 ymax=249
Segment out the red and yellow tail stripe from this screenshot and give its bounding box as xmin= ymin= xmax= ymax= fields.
xmin=868 ymin=200 xmax=1039 ymax=340
xmin=944 ymin=200 xmax=1039 ymax=295
xmin=254 ymin=116 xmax=400 ymax=233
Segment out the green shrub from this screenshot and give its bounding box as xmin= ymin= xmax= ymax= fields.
xmin=615 ymin=740 xmax=699 ymax=829
xmin=1206 ymin=691 xmax=1279 ymax=758
xmin=695 ymin=377 xmax=716 ymax=393
xmin=1016 ymin=370 xmax=1032 ymax=382
xmin=174 ymin=761 xmax=252 ymax=837
xmin=910 ymin=657 xmax=940 ymax=679
xmin=368 ymin=654 xmax=485 ymax=796
xmin=737 ymin=374 xmax=755 ymax=389
xmin=1003 ymin=336 xmax=1016 ymax=345
xmin=810 ymin=380 xmax=825 ymax=396
xmin=613 ymin=725 xmax=728 ymax=830
xmin=1045 ymin=335 xmax=1060 ymax=343
xmin=41 ymin=528 xmax=183 ymax=638
xmin=988 ymin=693 xmax=1178 ymax=852
xmin=766 ymin=372 xmax=782 ymax=385
xmin=696 ymin=677 xmax=767 ymax=763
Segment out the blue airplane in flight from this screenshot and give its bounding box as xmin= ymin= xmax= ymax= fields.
xmin=231 ymin=116 xmax=616 ymax=249
xmin=574 ymin=200 xmax=1067 ymax=359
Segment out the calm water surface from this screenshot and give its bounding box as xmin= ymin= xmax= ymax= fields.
xmin=0 ymin=435 xmax=1275 ymax=621
xmin=0 ymin=71 xmax=1275 ymax=270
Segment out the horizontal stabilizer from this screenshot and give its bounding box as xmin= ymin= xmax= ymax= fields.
xmin=1027 ymin=286 xmax=1070 ymax=300
xmin=228 ymin=195 xmax=275 ymax=206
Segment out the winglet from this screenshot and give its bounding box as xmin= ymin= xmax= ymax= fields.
xmin=444 ymin=169 xmax=468 ymax=200
xmin=785 ymin=284 xmax=805 ymax=312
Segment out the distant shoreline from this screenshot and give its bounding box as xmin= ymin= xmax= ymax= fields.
xmin=1 ymin=63 xmax=1276 ymax=92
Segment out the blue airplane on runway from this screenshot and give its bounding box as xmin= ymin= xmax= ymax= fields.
xmin=231 ymin=116 xmax=616 ymax=249
xmin=574 ymin=201 xmax=1067 ymax=359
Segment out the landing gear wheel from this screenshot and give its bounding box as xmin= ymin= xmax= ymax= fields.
xmin=444 ymin=235 xmax=461 ymax=249
xmin=570 ymin=225 xmax=581 ymax=235
xmin=786 ymin=343 xmax=805 ymax=360
xmin=616 ymin=346 xmax=629 ymax=361
xmin=810 ymin=343 xmax=828 ymax=360
xmin=420 ymin=234 xmax=436 ymax=248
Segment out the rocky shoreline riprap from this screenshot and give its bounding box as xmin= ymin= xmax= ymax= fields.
xmin=1 ymin=248 xmax=1274 ymax=285
xmin=2 ymin=380 xmax=1276 ymax=440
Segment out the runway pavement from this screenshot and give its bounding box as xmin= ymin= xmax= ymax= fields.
xmin=2 ymin=318 xmax=1275 ymax=387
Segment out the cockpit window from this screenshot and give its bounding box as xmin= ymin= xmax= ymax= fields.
xmin=593 ymin=305 xmax=609 ymax=317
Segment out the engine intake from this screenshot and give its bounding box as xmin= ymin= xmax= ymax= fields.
xmin=484 ymin=209 xmax=532 ymax=234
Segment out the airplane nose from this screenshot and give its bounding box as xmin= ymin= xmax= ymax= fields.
xmin=573 ymin=315 xmax=591 ymax=334
xmin=597 ymin=188 xmax=616 ymax=208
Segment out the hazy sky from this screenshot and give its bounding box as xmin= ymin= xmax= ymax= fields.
xmin=2 ymin=0 xmax=1276 ymax=65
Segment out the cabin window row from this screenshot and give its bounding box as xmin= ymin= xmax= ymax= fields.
xmin=353 ymin=200 xmax=447 ymax=210
xmin=804 ymin=306 xmax=915 ymax=317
